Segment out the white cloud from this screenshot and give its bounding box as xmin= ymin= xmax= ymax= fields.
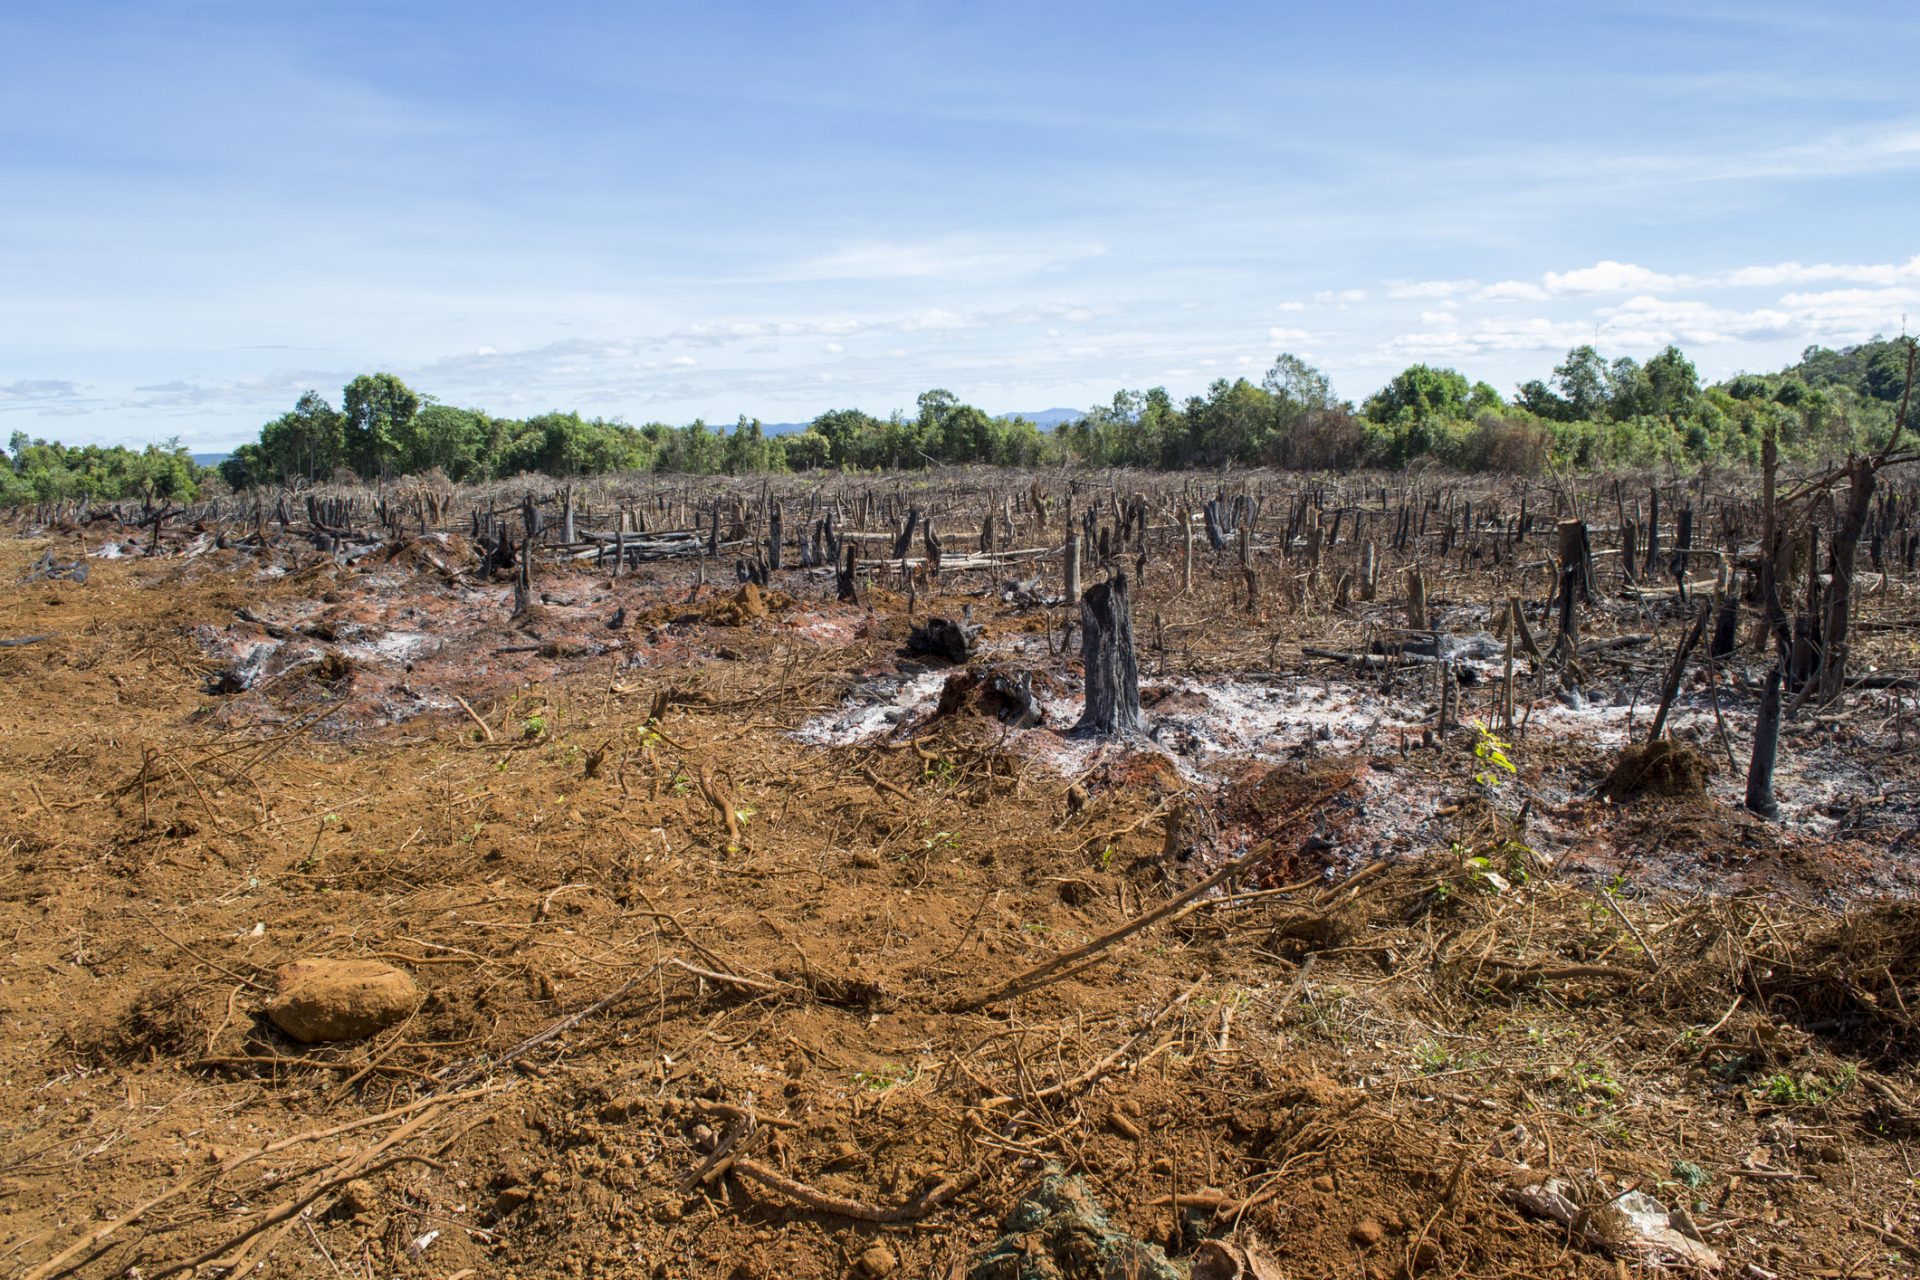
xmin=1477 ymin=280 xmax=1550 ymax=303
xmin=1313 ymin=288 xmax=1368 ymax=306
xmin=1385 ymin=315 xmax=1594 ymax=360
xmin=670 ymin=355 xmax=697 ymax=367
xmin=1416 ymin=309 xmax=1457 ymax=327
xmin=0 ymin=378 xmax=86 ymax=405
xmin=1726 ymin=255 xmax=1920 ymax=288
xmin=822 ymin=342 xmax=844 ymax=354
xmin=1387 ymin=279 xmax=1477 ymax=300
xmin=1598 ymin=295 xmax=1794 ymax=345
xmin=1275 ymin=301 xmax=1307 ymax=312
xmin=1774 ymin=286 xmax=1919 ymax=338
xmin=1268 ymin=326 xmax=1310 ymax=346
xmin=1543 ymin=260 xmax=1690 ymax=294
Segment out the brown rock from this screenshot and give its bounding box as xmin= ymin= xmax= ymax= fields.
xmin=1350 ymin=1219 xmax=1386 ymax=1248
xmin=265 ymin=958 xmax=420 ymax=1043
xmin=855 ymin=1243 xmax=897 ymax=1278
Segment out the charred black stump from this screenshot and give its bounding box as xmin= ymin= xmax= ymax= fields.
xmin=907 ymin=612 xmax=980 ymax=663
xmin=1072 ymin=572 xmax=1143 ymax=737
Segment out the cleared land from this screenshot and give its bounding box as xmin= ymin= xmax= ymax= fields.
xmin=1 ymin=466 xmax=1917 ymax=1280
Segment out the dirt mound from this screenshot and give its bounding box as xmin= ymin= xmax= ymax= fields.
xmin=378 ymin=532 xmax=472 ymax=574
xmin=1752 ymin=902 xmax=1920 ymax=1063
xmin=703 ymin=581 xmax=792 ymax=626
xmin=1601 ymin=738 xmax=1710 ymax=799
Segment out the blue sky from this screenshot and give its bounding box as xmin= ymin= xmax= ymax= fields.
xmin=4 ymin=1 xmax=1918 ymax=449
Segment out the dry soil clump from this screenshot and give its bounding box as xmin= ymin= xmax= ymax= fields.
xmin=264 ymin=958 xmax=422 ymax=1043
xmin=1601 ymin=737 xmax=1710 ymax=799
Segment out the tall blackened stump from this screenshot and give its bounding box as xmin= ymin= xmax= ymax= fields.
xmin=1745 ymin=666 xmax=1784 ymax=819
xmin=766 ymin=501 xmax=783 ymax=571
xmin=1670 ymin=505 xmax=1694 ymax=601
xmin=836 ymin=543 xmax=859 ymax=603
xmin=1710 ymin=585 xmax=1740 ymax=660
xmin=892 ymin=507 xmax=921 ymax=560
xmin=1072 ymin=572 xmax=1144 ymax=738
xmin=1203 ymin=495 xmax=1229 ymax=552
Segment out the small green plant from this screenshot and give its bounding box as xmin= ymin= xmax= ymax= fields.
xmin=522 ymin=714 xmax=547 ymax=740
xmin=1471 ymin=721 xmax=1517 ymax=787
xmin=1545 ymin=1059 xmax=1624 ymax=1113
xmin=1758 ymin=1066 xmax=1856 ymax=1107
xmin=1415 ymin=1041 xmax=1452 ymax=1074
xmin=1672 ymin=1159 xmax=1710 ymax=1190
xmin=850 ymin=1063 xmax=918 ymax=1092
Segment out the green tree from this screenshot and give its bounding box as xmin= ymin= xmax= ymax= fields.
xmin=1643 ymin=345 xmax=1701 ymax=416
xmin=401 ymin=403 xmax=490 ymax=479
xmin=1551 ymin=345 xmax=1610 ymax=420
xmin=257 ymin=390 xmax=345 ymax=482
xmin=341 ymin=373 xmax=421 ymax=478
xmin=723 ymin=417 xmax=771 ymax=474
xmin=1365 ymin=364 xmax=1472 ymax=424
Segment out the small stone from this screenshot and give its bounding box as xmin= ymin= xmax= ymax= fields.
xmin=493 ymin=1186 xmax=531 ymax=1215
xmin=265 ymin=958 xmax=419 ymax=1043
xmin=856 ymin=1243 xmax=897 ymax=1278
xmin=1313 ymin=1174 xmax=1336 ymax=1192
xmin=1350 ymin=1219 xmax=1386 ymax=1248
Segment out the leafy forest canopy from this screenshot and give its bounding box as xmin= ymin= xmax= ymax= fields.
xmin=4 ymin=337 xmax=1913 ymax=506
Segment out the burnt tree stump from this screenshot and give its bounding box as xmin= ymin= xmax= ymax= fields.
xmin=907 ymin=613 xmax=980 ymax=663
xmin=836 ymin=543 xmax=859 ymax=603
xmin=1744 ymin=665 xmax=1783 ymax=819
xmin=1072 ymin=572 xmax=1143 ymax=738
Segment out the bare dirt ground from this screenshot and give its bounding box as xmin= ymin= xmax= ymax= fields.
xmin=2 ymin=469 xmax=1918 ymax=1279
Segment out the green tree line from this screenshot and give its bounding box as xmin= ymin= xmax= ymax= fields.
xmin=4 ymin=337 xmax=1910 ymax=504
xmin=1 ymin=432 xmax=202 ymax=506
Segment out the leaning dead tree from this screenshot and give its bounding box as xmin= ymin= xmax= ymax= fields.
xmin=1072 ymin=571 xmax=1143 ymax=737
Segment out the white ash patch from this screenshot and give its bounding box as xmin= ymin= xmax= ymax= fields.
xmin=348 ymin=630 xmax=435 ymax=663
xmin=795 ymin=669 xmax=950 ymax=746
xmin=1138 ymin=677 xmax=1421 ymax=764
